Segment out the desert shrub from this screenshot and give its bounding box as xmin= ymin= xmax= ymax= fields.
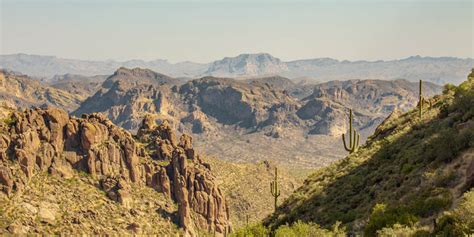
xmin=230 ymin=223 xmax=270 ymax=237
xmin=275 ymin=221 xmax=345 ymax=237
xmin=442 ymin=84 xmax=456 ymax=95
xmin=434 ymin=171 xmax=458 ymax=188
xmin=364 ymin=204 xmax=418 ymax=237
xmin=2 ymin=114 xmax=16 ymax=125
xmin=433 ymin=190 xmax=474 ymax=236
xmin=409 ymin=189 xmax=452 ymax=217
xmin=450 ymin=71 xmax=474 ymax=119
xmin=377 ymin=223 xmax=430 ymax=237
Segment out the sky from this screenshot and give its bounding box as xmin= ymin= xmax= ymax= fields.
xmin=0 ymin=0 xmax=473 ymax=63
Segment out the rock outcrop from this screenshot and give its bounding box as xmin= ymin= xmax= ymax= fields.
xmin=0 ymin=107 xmax=230 ymax=236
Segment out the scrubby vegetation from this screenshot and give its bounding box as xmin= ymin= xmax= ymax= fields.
xmin=230 ymin=221 xmax=345 ymax=237
xmin=261 ymin=69 xmax=474 ymax=235
xmin=433 ymin=190 xmax=474 ymax=236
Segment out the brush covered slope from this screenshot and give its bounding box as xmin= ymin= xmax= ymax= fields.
xmin=0 ymin=108 xmax=230 ymax=236
xmin=265 ymin=69 xmax=474 ymax=235
xmin=206 ymin=158 xmax=303 ymax=228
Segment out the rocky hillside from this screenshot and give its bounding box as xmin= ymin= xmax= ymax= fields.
xmin=72 ymin=67 xmax=441 ymax=169
xmin=264 ymin=70 xmax=474 ymax=235
xmin=0 ymin=108 xmax=230 ymax=236
xmin=297 ymin=79 xmax=441 ymax=137
xmin=0 ymin=70 xmax=82 ymax=112
xmin=48 ymin=74 xmax=108 ymax=100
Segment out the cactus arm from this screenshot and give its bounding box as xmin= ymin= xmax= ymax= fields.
xmin=342 ymin=134 xmax=350 ymax=151
xmin=349 ymin=109 xmax=353 ymax=146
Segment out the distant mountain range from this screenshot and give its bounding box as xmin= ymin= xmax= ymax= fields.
xmin=1 ymin=53 xmax=473 ymax=84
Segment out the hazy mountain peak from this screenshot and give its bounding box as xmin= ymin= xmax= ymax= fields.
xmin=205 ymin=52 xmax=288 ymax=77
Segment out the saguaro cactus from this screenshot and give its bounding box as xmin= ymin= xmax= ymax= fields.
xmin=270 ymin=167 xmax=280 ymax=212
xmin=419 ymin=80 xmax=423 ymax=119
xmin=342 ymin=109 xmax=360 ymax=154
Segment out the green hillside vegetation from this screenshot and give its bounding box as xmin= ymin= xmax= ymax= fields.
xmin=232 ymin=69 xmax=474 ymax=236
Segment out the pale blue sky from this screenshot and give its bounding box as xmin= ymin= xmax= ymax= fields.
xmin=1 ymin=0 xmax=473 ymax=63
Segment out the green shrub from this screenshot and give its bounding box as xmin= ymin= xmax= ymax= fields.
xmin=409 ymin=189 xmax=452 ymax=217
xmin=231 ymin=221 xmax=346 ymax=237
xmin=230 ymin=223 xmax=270 ymax=237
xmin=2 ymin=115 xmax=16 ymax=125
xmin=377 ymin=223 xmax=429 ymax=237
xmin=275 ymin=221 xmax=345 ymax=237
xmin=364 ymin=204 xmax=418 ymax=237
xmin=434 ymin=189 xmax=474 ymax=236
xmin=442 ymin=84 xmax=456 ymax=95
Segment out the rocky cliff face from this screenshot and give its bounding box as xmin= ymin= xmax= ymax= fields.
xmin=179 ymin=77 xmax=300 ymax=129
xmin=0 ymin=108 xmax=230 ymax=236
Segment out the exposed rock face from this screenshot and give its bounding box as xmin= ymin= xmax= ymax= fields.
xmin=179 ymin=77 xmax=300 ymax=129
xmin=137 ymin=117 xmax=230 ymax=235
xmin=0 ymin=107 xmax=230 ymax=236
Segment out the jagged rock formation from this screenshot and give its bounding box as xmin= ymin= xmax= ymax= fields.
xmin=0 ymin=108 xmax=230 ymax=236
xmin=0 ymin=70 xmax=82 ymax=112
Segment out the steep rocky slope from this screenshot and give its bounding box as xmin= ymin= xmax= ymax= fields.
xmin=264 ymin=70 xmax=474 ymax=235
xmin=0 ymin=70 xmax=82 ymax=112
xmin=0 ymin=108 xmax=230 ymax=235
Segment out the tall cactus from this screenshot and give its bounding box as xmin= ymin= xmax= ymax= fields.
xmin=270 ymin=167 xmax=280 ymax=212
xmin=341 ymin=109 xmax=360 ymax=154
xmin=419 ymin=80 xmax=423 ymax=119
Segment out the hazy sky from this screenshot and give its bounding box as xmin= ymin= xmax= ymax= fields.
xmin=1 ymin=0 xmax=473 ymax=63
